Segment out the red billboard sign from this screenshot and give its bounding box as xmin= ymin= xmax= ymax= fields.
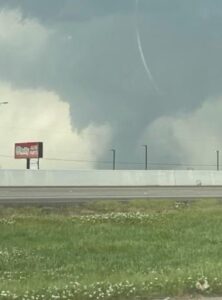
xmin=15 ymin=142 xmax=43 ymax=159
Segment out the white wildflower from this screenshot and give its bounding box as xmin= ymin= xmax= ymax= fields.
xmin=195 ymin=279 xmax=210 ymax=291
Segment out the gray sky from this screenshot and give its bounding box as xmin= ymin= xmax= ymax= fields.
xmin=0 ymin=0 xmax=222 ymax=169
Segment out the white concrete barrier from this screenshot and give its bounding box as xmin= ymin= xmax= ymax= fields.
xmin=0 ymin=170 xmax=222 ymax=186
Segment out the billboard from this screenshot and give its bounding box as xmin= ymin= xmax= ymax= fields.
xmin=15 ymin=142 xmax=43 ymax=159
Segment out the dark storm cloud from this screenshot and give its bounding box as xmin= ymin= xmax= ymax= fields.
xmin=0 ymin=0 xmax=222 ymax=167
xmin=0 ymin=0 xmax=132 ymax=22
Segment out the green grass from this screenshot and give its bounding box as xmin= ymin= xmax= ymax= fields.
xmin=0 ymin=199 xmax=222 ymax=299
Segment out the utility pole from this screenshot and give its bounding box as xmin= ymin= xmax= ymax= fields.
xmin=217 ymin=150 xmax=220 ymax=171
xmin=142 ymin=145 xmax=148 ymax=170
xmin=110 ymin=149 xmax=116 ymax=170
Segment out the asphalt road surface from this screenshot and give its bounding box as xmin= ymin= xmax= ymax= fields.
xmin=0 ymin=186 xmax=222 ymax=205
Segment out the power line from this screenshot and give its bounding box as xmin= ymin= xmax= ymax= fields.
xmin=44 ymin=157 xmax=111 ymax=164
xmin=0 ymin=153 xmax=218 ymax=168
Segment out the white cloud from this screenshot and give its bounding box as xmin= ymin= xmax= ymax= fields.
xmin=0 ymin=82 xmax=112 ymax=169
xmin=0 ymin=8 xmax=50 ymax=59
xmin=142 ymin=97 xmax=222 ymax=169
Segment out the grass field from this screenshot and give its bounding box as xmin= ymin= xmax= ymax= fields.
xmin=0 ymin=199 xmax=222 ymax=299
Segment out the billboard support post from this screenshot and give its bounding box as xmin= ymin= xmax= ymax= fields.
xmin=26 ymin=158 xmax=30 ymax=170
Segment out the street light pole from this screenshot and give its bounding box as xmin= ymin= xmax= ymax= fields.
xmin=142 ymin=145 xmax=148 ymax=170
xmin=110 ymin=149 xmax=116 ymax=170
xmin=217 ymin=150 xmax=220 ymax=171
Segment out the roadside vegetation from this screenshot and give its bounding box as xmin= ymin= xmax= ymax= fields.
xmin=0 ymin=199 xmax=222 ymax=299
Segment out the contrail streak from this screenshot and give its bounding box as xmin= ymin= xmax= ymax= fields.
xmin=135 ymin=0 xmax=161 ymax=94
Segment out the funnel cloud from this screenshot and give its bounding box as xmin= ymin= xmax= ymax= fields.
xmin=135 ymin=0 xmax=161 ymax=94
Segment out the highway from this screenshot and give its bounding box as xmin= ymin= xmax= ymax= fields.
xmin=0 ymin=186 xmax=222 ymax=205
